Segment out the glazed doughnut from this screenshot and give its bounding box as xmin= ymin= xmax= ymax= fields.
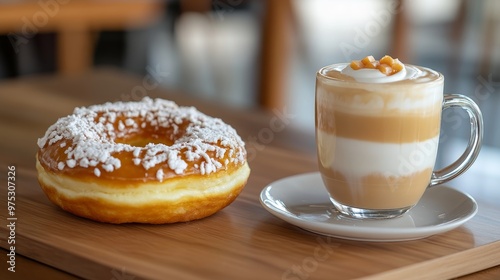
xmin=36 ymin=97 xmax=250 ymax=224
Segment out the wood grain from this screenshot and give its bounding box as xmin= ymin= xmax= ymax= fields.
xmin=0 ymin=69 xmax=499 ymax=279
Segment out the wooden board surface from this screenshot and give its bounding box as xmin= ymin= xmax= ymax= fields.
xmin=1 ymin=69 xmax=500 ymax=279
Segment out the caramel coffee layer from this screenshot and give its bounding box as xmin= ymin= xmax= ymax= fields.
xmin=320 ymin=168 xmax=433 ymax=209
xmin=316 ymin=108 xmax=441 ymax=143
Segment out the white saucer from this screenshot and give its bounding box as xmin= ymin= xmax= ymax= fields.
xmin=260 ymin=172 xmax=477 ymax=242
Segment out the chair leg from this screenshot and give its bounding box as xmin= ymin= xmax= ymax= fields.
xmin=258 ymin=0 xmax=294 ymax=110
xmin=391 ymin=0 xmax=409 ymax=62
xmin=57 ymin=28 xmax=93 ymax=75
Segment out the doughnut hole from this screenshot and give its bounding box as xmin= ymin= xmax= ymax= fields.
xmin=110 ymin=116 xmax=191 ymax=147
xmin=115 ymin=134 xmax=175 ymax=147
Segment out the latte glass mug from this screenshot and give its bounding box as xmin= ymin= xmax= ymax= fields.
xmin=315 ymin=64 xmax=483 ymax=219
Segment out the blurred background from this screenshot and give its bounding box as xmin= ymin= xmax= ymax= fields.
xmin=0 ymin=0 xmax=499 ymax=179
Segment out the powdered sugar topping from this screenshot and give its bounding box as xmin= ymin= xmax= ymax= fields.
xmin=37 ymin=97 xmax=246 ymax=180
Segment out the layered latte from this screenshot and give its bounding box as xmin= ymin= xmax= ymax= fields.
xmin=316 ymin=56 xmax=443 ymax=210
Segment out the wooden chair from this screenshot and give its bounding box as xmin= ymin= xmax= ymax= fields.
xmin=0 ymin=0 xmax=163 ymax=75
xmin=0 ymin=0 xmax=295 ymax=110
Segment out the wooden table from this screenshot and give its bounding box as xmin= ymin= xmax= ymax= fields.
xmin=0 ymin=69 xmax=499 ymax=279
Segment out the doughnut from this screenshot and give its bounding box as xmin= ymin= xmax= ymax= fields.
xmin=36 ymin=97 xmax=250 ymax=224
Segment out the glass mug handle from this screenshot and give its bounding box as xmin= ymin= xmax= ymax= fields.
xmin=429 ymin=94 xmax=484 ymax=187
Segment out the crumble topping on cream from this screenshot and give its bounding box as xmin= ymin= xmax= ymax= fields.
xmin=341 ymin=55 xmax=411 ymax=83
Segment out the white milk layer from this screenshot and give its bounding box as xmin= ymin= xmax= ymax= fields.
xmin=316 ymin=82 xmax=443 ymax=113
xmin=317 ymin=131 xmax=439 ymax=178
xmin=316 ymin=84 xmax=443 ymax=115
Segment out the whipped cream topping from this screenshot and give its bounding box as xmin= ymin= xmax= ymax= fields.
xmin=341 ymin=64 xmax=413 ymax=83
